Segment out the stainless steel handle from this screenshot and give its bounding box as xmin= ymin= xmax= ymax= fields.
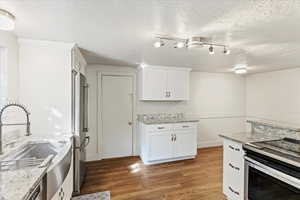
xmin=228 ymin=186 xmax=240 ymax=195
xmin=229 ymin=163 xmax=240 ymax=171
xmin=83 ymin=83 xmax=89 ymax=132
xmin=182 ymin=125 xmax=189 ymax=128
xmin=157 ymin=126 xmax=165 ymax=129
xmin=245 ymin=156 xmax=300 ymax=189
xmin=80 ymin=136 xmax=90 ymax=150
xmin=165 ymin=91 xmax=171 ymax=97
xmin=71 ymin=70 xmax=77 ymax=134
xmin=174 ymin=134 xmax=176 ymax=141
xmin=228 ymin=145 xmax=240 ymax=152
xmin=171 ymin=134 xmax=174 ymax=141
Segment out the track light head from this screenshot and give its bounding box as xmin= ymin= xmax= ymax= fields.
xmin=208 ymin=45 xmax=214 ymax=55
xmin=153 ymin=40 xmax=164 ymax=48
xmin=174 ymin=41 xmax=185 ymax=48
xmin=223 ymin=47 xmax=230 ymax=55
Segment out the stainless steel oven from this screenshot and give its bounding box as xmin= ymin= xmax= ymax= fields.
xmin=245 ymin=151 xmax=300 ymax=200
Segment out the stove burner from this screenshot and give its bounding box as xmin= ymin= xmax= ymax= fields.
xmin=263 ymin=138 xmax=300 ymax=154
xmin=250 ymin=138 xmax=300 ymax=159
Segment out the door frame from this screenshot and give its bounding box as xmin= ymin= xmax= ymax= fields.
xmin=97 ymin=71 xmax=137 ymax=159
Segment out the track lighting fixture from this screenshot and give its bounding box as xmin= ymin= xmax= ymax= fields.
xmin=208 ymin=46 xmax=214 ymax=55
xmin=174 ymin=41 xmax=185 ymax=48
xmin=153 ymin=40 xmax=164 ymax=48
xmin=153 ymin=35 xmax=229 ymax=55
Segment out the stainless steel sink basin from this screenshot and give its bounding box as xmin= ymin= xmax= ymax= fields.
xmin=0 ymin=141 xmax=65 ymax=171
xmin=0 ymin=138 xmax=72 ymax=200
xmin=5 ymin=142 xmax=57 ymax=160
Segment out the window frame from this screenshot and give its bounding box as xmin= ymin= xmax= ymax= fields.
xmin=0 ymin=47 xmax=8 ymax=107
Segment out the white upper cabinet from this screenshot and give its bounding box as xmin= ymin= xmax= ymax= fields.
xmin=139 ymin=65 xmax=191 ymax=101
xmin=167 ymin=69 xmax=189 ymax=100
xmin=141 ymin=67 xmax=167 ymax=100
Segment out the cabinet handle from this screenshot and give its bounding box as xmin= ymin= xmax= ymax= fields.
xmin=157 ymin=126 xmax=165 ymax=129
xmin=174 ymin=134 xmax=177 ymax=141
xmin=229 ymin=145 xmax=240 ymax=152
xmin=182 ymin=125 xmax=189 ymax=128
xmin=171 ymin=134 xmax=174 ymax=141
xmin=165 ymin=91 xmax=171 ymax=97
xmin=229 ymin=163 xmax=240 ymax=171
xmin=228 ymin=186 xmax=240 ymax=195
xmin=228 ymin=145 xmax=235 ymax=150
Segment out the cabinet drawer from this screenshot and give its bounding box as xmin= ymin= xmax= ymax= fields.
xmin=173 ymin=122 xmax=197 ymax=131
xmin=224 ymin=139 xmax=244 ymax=162
xmin=146 ymin=124 xmax=172 ymax=132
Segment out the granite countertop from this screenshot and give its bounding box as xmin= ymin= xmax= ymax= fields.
xmin=219 ymin=132 xmax=282 ymax=144
xmin=0 ymin=166 xmax=47 ymax=200
xmin=138 ymin=118 xmax=199 ymax=125
xmin=0 ymin=134 xmax=72 ymax=200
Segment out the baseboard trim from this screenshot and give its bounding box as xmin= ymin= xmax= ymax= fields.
xmin=197 ymin=141 xmax=222 ymax=148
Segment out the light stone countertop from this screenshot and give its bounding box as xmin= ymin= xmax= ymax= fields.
xmin=0 ymin=166 xmax=47 ymax=200
xmin=0 ymin=134 xmax=72 ymax=200
xmin=138 ymin=118 xmax=199 ymax=125
xmin=219 ymin=132 xmax=282 ymax=144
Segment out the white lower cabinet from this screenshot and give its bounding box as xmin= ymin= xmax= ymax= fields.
xmin=223 ymin=139 xmax=244 ymax=200
xmin=140 ymin=122 xmax=197 ymax=164
xmin=51 ymin=157 xmax=74 ymax=200
xmin=148 ymin=132 xmax=173 ymax=161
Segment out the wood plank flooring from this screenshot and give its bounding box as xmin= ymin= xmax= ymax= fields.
xmin=81 ymin=147 xmax=225 ymax=200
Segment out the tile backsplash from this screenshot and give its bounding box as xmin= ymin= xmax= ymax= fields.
xmin=248 ymin=120 xmax=300 ymax=139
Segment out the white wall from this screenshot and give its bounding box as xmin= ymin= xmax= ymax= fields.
xmin=86 ymin=64 xmax=246 ymax=161
xmin=0 ymin=31 xmax=21 ymax=143
xmin=246 ymin=68 xmax=300 ymax=128
xmin=19 ymin=39 xmax=74 ymax=136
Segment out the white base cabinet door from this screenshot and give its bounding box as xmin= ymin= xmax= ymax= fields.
xmin=140 ymin=122 xmax=198 ymax=165
xmin=173 ymin=131 xmax=197 ymax=158
xmin=148 ymin=132 xmax=173 ymax=161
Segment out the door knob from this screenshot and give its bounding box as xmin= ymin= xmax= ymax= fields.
xmin=128 ymin=122 xmax=133 ymax=125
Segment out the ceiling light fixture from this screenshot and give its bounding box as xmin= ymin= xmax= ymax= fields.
xmin=174 ymin=41 xmax=185 ymax=48
xmin=0 ymin=9 xmax=15 ymax=31
xmin=153 ymin=35 xmax=229 ymax=55
xmin=208 ymin=45 xmax=214 ymax=55
xmin=153 ymin=40 xmax=164 ymax=48
xmin=223 ymin=47 xmax=230 ymax=55
xmin=234 ymin=65 xmax=247 ymax=74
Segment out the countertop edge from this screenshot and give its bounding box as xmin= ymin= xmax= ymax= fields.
xmin=138 ymin=119 xmax=199 ymax=125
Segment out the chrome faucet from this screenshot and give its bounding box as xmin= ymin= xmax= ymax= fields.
xmin=0 ymin=103 xmax=31 ymax=154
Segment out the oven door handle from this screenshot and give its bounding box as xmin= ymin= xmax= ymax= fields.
xmin=245 ymin=156 xmax=300 ymax=189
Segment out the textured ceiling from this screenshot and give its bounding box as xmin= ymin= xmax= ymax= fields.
xmin=1 ymin=0 xmax=300 ymax=73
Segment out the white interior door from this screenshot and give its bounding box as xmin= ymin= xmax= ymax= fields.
xmin=101 ymin=75 xmax=133 ymax=158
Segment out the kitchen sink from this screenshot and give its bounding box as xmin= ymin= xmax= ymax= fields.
xmin=0 ymin=138 xmax=72 ymax=200
xmin=0 ymin=141 xmax=64 ymax=171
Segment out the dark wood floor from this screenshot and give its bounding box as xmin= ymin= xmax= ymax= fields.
xmin=81 ymin=147 xmax=225 ymax=200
